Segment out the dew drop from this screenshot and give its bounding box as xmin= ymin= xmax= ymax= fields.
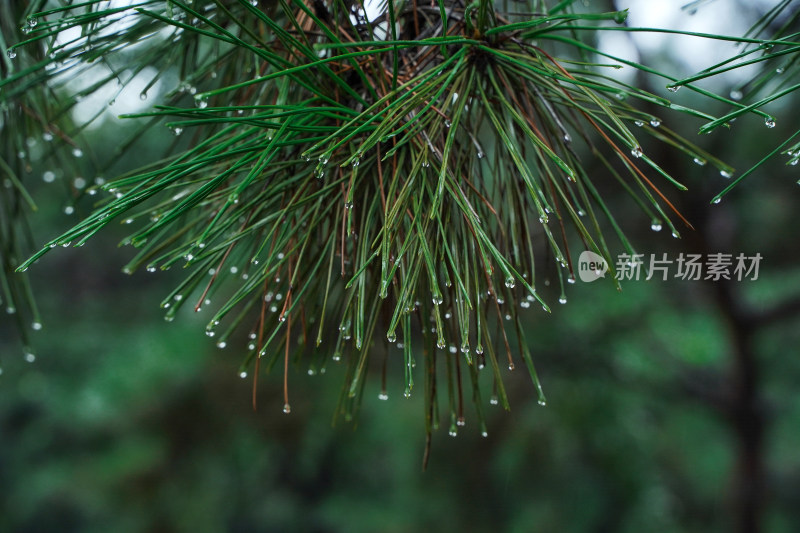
xmin=32 ymin=321 xmax=42 ymax=331
xmin=508 ymin=362 xmax=515 ymax=371
xmin=649 ymin=118 xmax=661 ymax=128
xmin=481 ymin=431 xmax=489 ymax=437
xmin=42 ymin=132 xmax=53 ymax=142
xmin=634 ymin=120 xmax=644 ymax=127
xmin=72 ymin=148 xmax=83 ymax=158
xmin=172 ymin=126 xmax=183 ymax=136
xmin=489 ymin=395 xmax=498 ymax=405
xmin=558 ymin=297 xmax=567 ymax=304
xmin=24 ymin=351 xmax=36 ymax=363
xmin=239 ymin=371 xmax=247 ymax=379
xmin=460 ymin=343 xmax=470 ymax=354
xmin=42 ymin=171 xmax=55 ymax=183
xmin=378 ymin=392 xmax=389 ymax=400
xmin=567 ymin=276 xmax=576 ymax=285
xmin=477 ymin=151 xmax=484 ymax=159
xmin=651 ymin=220 xmax=662 ymax=232
xmin=457 ymin=417 xmax=466 ymax=427
xmin=693 ymin=157 xmax=706 ymax=166
xmin=713 ymin=197 xmax=722 ymax=204
xmin=504 ymin=276 xmax=515 ymax=288
xmin=563 ymin=133 xmax=571 ymax=143
xmin=216 ymin=340 xmax=226 ymax=349
xmin=720 ymin=169 xmax=733 ymax=178
xmin=139 ymin=92 xmax=148 ymax=101
xmin=538 ymin=399 xmax=547 ymax=406
xmin=27 ymin=17 xmax=38 ymax=28
xmin=7 ymin=49 xmax=17 ymax=59
xmin=404 ymin=389 xmax=411 ymax=399
xmin=444 ymin=119 xmax=451 ymax=128
xmin=436 ymin=340 xmax=446 ymax=349
xmin=765 ymin=117 xmax=776 ymax=128
xmin=283 ymin=403 xmax=291 ymax=414
xmin=631 ymin=147 xmax=643 ymax=158
xmin=730 ymin=89 xmax=743 ymax=101
xmin=667 ymin=85 xmax=680 ymax=93
xmin=386 ymin=332 xmax=397 ymax=343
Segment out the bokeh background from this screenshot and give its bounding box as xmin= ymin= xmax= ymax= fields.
xmin=2 ymin=1 xmax=800 ymax=532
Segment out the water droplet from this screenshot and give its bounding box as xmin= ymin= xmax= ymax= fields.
xmin=432 ymin=295 xmax=443 ymax=305
xmin=490 ymin=395 xmax=498 ymax=405
xmin=7 ymin=49 xmax=17 ymax=59
xmin=205 ymin=329 xmax=215 ymax=337
xmin=378 ymin=392 xmax=389 ymax=400
xmin=42 ymin=171 xmax=55 ymax=183
xmin=344 ymin=201 xmax=354 ymax=209
xmin=671 ymin=231 xmax=680 ymax=238
xmin=477 ymin=151 xmax=484 ymax=159
xmin=24 ymin=351 xmax=36 ymax=363
xmin=651 ymin=220 xmax=662 ymax=232
xmin=6 ymin=306 xmax=16 ymax=314
xmin=563 ymin=133 xmax=572 ymax=143
xmin=386 ymin=332 xmax=397 ymax=343
xmin=634 ymin=120 xmax=644 ymax=127
xmin=42 ymin=132 xmax=53 ymax=142
xmin=216 ymin=340 xmax=226 ymax=349
xmin=27 ymin=17 xmax=38 ymax=28
xmin=693 ymin=157 xmax=706 ymax=166
xmin=508 ymin=363 xmax=515 ymax=371
xmin=448 ymin=429 xmax=457 ymax=437
xmin=520 ymin=300 xmax=530 ymax=308
xmin=456 ymin=417 xmax=466 ymax=427
xmin=667 ymin=85 xmax=680 ymax=93
xmin=352 ymin=157 xmax=360 ymax=167
xmin=197 ymin=99 xmax=208 ymax=109
xmin=139 ymin=92 xmax=148 ymax=101
xmin=32 ymin=321 xmax=42 ymax=331
xmin=282 ymin=403 xmax=291 ymax=414
xmin=567 ymin=276 xmax=576 ymax=284
xmin=403 ymin=389 xmax=411 ymax=399
xmin=73 ymin=177 xmax=86 ymax=189
xmin=720 ymin=169 xmax=733 ymax=178
xmin=444 ymin=119 xmax=451 ymax=128
xmin=436 ymin=340 xmax=446 ymax=349
xmin=558 ymin=297 xmax=567 ymax=304
xmin=172 ymin=126 xmax=183 ymax=136
xmin=730 ymin=89 xmax=743 ymax=101
xmin=504 ymin=276 xmax=515 ymax=288
xmin=631 ymin=147 xmax=643 ymax=158
xmin=72 ymin=148 xmax=83 ymax=158
xmin=481 ymin=431 xmax=489 ymax=437
xmin=713 ymin=197 xmax=722 ymax=204
xmin=765 ymin=117 xmax=776 ymax=128
xmin=776 ymin=67 xmax=785 ymax=74
xmin=538 ymin=399 xmax=547 ymax=406
xmin=650 ymin=118 xmax=661 ymax=128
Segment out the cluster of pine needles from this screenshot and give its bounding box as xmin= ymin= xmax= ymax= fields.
xmin=3 ymin=0 xmax=799 ymax=453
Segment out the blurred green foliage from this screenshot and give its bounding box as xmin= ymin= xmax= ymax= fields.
xmin=3 ymin=1 xmax=800 ymax=532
